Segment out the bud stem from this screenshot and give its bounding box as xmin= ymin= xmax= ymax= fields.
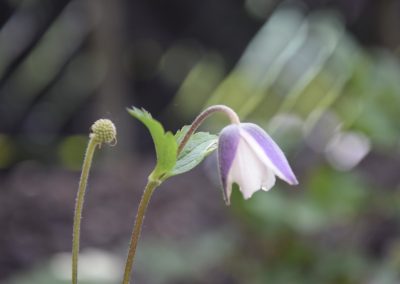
xmin=72 ymin=119 xmax=116 ymax=284
xmin=72 ymin=136 xmax=99 ymax=284
xmin=177 ymin=105 xmax=240 ymax=155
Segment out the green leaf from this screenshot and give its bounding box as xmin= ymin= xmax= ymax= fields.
xmin=128 ymin=107 xmax=177 ymax=180
xmin=174 ymin=125 xmax=191 ymax=144
xmin=167 ymin=126 xmax=218 ymax=177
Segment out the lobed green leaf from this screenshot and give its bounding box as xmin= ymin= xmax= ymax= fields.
xmin=128 ymin=107 xmax=177 ymax=180
xmin=168 ymin=126 xmax=218 ymax=177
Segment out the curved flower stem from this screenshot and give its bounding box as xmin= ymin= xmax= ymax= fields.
xmin=122 ymin=179 xmax=160 ymax=284
xmin=121 ymin=105 xmax=239 ymax=283
xmin=177 ymin=105 xmax=240 ymax=155
xmin=72 ymin=136 xmax=99 ymax=284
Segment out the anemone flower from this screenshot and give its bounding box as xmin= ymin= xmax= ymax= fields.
xmin=218 ymin=123 xmax=298 ymax=205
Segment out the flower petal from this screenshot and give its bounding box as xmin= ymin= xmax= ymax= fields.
xmin=240 ymin=123 xmax=298 ymax=185
xmin=227 ymin=139 xmax=276 ymax=201
xmin=217 ymin=125 xmax=240 ymax=204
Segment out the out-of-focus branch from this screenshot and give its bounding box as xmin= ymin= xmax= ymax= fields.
xmin=86 ymin=0 xmax=135 ymax=160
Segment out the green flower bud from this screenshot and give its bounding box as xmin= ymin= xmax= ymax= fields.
xmin=90 ymin=119 xmax=117 ymax=145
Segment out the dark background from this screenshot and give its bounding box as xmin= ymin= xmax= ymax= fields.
xmin=1 ymin=0 xmax=400 ymax=283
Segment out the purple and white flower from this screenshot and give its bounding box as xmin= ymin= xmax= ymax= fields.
xmin=218 ymin=123 xmax=298 ymax=205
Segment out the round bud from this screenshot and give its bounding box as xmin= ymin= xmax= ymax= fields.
xmin=90 ymin=119 xmax=117 ymax=144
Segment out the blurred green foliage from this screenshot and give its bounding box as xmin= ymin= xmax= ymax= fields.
xmin=165 ymin=5 xmax=400 ymax=283
xmin=1 ymin=2 xmax=400 ymax=284
xmin=58 ymin=135 xmax=88 ymax=170
xmin=0 ymin=134 xmax=16 ymax=168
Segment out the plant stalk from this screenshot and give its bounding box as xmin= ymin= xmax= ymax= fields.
xmin=72 ymin=136 xmax=99 ymax=284
xmin=122 ymin=179 xmax=160 ymax=284
xmin=177 ymin=105 xmax=240 ymax=155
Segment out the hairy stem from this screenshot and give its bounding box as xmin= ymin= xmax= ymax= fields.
xmin=122 ymin=179 xmax=160 ymax=284
xmin=72 ymin=136 xmax=99 ymax=284
xmin=177 ymin=105 xmax=240 ymax=155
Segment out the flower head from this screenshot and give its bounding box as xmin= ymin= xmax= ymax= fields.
xmin=218 ymin=123 xmax=298 ymax=205
xmin=90 ymin=119 xmax=117 ymax=145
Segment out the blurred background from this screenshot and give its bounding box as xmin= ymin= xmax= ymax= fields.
xmin=1 ymin=0 xmax=400 ymax=283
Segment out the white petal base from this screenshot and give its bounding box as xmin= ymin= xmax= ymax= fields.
xmin=227 ymin=139 xmax=276 ymax=200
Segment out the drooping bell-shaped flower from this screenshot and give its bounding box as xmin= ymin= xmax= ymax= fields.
xmin=218 ymin=123 xmax=298 ymax=205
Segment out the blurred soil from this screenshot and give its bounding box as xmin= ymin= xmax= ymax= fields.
xmin=0 ymin=155 xmax=229 ymax=281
